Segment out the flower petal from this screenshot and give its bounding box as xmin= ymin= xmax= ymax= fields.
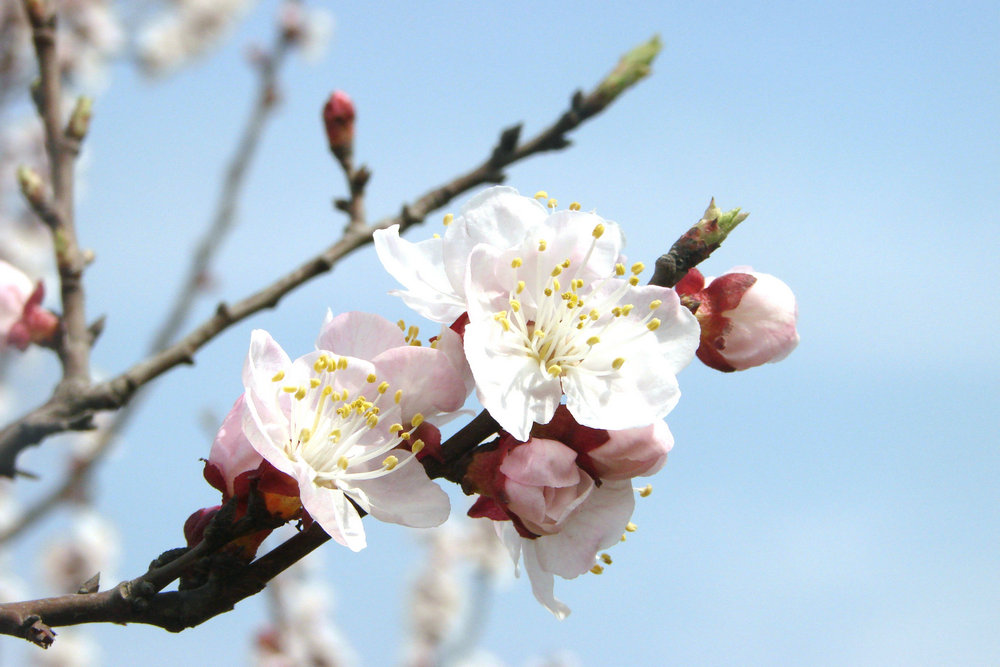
xmin=315 ymin=310 xmax=407 ymax=360
xmin=373 ymin=225 xmax=466 ymax=322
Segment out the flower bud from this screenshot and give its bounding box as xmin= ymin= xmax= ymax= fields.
xmin=0 ymin=261 xmax=59 ymax=351
xmin=322 ymin=90 xmax=355 ymax=163
xmin=676 ymin=266 xmax=799 ymax=372
xmin=16 ymin=166 xmax=45 ymax=209
xmin=66 ymin=96 xmax=94 ymax=142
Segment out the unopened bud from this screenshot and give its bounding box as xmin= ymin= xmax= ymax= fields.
xmin=595 ymin=35 xmax=662 ymax=106
xmin=66 ymin=96 xmax=93 ymax=142
xmin=17 ymin=166 xmax=45 ymax=208
xmin=322 ymin=90 xmax=355 ymax=163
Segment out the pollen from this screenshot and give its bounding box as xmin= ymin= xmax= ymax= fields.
xmin=366 ymin=373 xmax=377 ymax=383
xmin=538 ymin=239 xmax=547 ymax=251
xmin=411 ymin=439 xmax=425 ymax=454
xmin=590 ymin=564 xmax=605 ymax=575
xmin=443 ymin=213 xmax=454 ymax=226
xmin=649 ymin=299 xmax=662 ymax=310
xmin=271 ymin=370 xmax=285 ymax=382
xmin=612 ymin=357 xmax=625 ymax=370
xmin=626 ymin=521 xmax=638 ymax=532
xmin=411 ymin=413 xmax=424 ymax=428
xmin=600 ymin=553 xmax=613 ymax=565
xmin=382 ymin=455 xmax=399 ymax=471
xmin=631 ymin=262 xmax=645 ymax=275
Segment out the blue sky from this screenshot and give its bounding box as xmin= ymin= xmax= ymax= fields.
xmin=6 ymin=0 xmax=1000 ymax=664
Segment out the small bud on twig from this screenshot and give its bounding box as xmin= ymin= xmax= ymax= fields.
xmin=66 ymin=96 xmax=94 ymax=142
xmin=17 ymin=166 xmax=45 ymax=208
xmin=322 ymin=90 xmax=355 ymax=167
xmin=594 ymin=35 xmax=662 ymax=107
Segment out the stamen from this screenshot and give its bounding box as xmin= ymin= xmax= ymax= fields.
xmin=511 ymin=257 xmax=523 ymax=268
xmin=547 ymin=198 xmax=558 ymax=209
xmin=271 ymin=370 xmax=285 ymax=382
xmin=538 ymin=239 xmax=547 ymax=251
xmin=649 ymin=299 xmax=662 ymax=310
xmin=366 ymin=373 xmax=377 ymax=383
xmin=411 ymin=413 xmax=424 ymax=428
xmin=647 ymin=318 xmax=661 ymax=331
xmin=638 ymin=484 xmax=652 ymax=497
xmin=443 ymin=213 xmax=454 ymax=226
xmin=397 ymin=320 xmax=406 ymax=331
xmin=389 ymin=423 xmax=403 ymax=434
xmin=294 ymin=386 xmax=307 ymax=400
xmin=516 ymin=280 xmax=525 ymax=294
xmin=590 ymin=564 xmax=605 ymax=575
xmin=586 ymin=336 xmax=600 ymax=345
xmin=383 ymin=455 xmax=399 ymax=470
xmin=394 ymin=390 xmax=402 ymax=404
xmin=612 ymin=357 xmax=625 ymax=370
xmin=600 ymin=553 xmax=613 ymax=565
xmin=337 ymin=456 xmax=349 ymax=470
xmin=310 ymin=378 xmax=321 ymax=388
xmin=533 ymin=190 xmax=548 ymax=200
xmin=626 ymin=522 xmax=638 ymax=532
xmin=378 ymin=381 xmax=389 ymax=394
xmin=547 ymin=364 xmax=562 ymax=376
xmin=629 ymin=276 xmax=640 ymax=286
xmin=411 ymin=439 xmax=425 ymax=454
xmin=337 ymin=357 xmax=348 ymax=370
xmin=631 ymin=262 xmax=645 ymax=275
xmin=569 ymin=201 xmax=581 ymax=211
xmin=592 ymin=223 xmax=605 ymax=238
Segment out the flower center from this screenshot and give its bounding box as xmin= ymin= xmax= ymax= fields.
xmin=491 ymin=225 xmax=663 ymax=378
xmin=270 ymin=354 xmax=425 ymax=487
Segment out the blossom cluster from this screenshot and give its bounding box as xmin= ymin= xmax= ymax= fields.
xmin=201 ymin=185 xmax=798 ymax=617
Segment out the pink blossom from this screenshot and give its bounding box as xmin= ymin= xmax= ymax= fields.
xmin=241 ymin=312 xmax=469 ymax=551
xmin=676 ymin=266 xmax=799 ymax=372
xmin=0 ymin=260 xmax=59 ymax=351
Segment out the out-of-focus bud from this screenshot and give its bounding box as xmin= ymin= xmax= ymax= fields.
xmin=322 ymin=90 xmax=355 ymax=164
xmin=16 ymin=166 xmax=45 ymax=209
xmin=66 ymin=96 xmax=94 ymax=142
xmin=594 ymin=34 xmax=661 ymax=107
xmin=676 ymin=266 xmax=799 ymax=372
xmin=0 ymin=261 xmax=59 ymax=351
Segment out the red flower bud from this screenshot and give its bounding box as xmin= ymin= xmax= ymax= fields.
xmin=322 ymin=90 xmax=355 ymax=161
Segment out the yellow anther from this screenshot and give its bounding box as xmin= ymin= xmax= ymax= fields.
xmin=433 ymin=233 xmax=440 ymax=239
xmin=600 ymin=553 xmax=613 ymax=565
xmin=313 ymin=357 xmax=326 ymax=372
xmin=443 ymin=213 xmax=454 ymax=226
xmin=411 ymin=413 xmax=424 ymax=428
xmin=298 ymin=428 xmax=311 ymax=442
xmin=590 ymin=564 xmax=605 ymax=575
xmin=377 ymin=381 xmax=389 ymax=394
xmin=394 ymin=389 xmax=402 ymax=404
xmin=367 ymin=414 xmax=379 ymax=428
xmin=271 ymin=370 xmax=285 ymax=382
xmin=397 ymin=320 xmax=406 ymax=331
xmin=620 ymin=534 xmax=627 ymax=542
xmin=631 ymin=262 xmax=645 ymax=275
xmin=294 ymin=387 xmax=307 ymax=400
xmin=629 ymin=275 xmax=640 ymax=286
xmin=366 ymin=373 xmax=377 ymax=383
xmin=511 ymin=257 xmax=523 ymax=268
xmin=612 ymin=307 xmax=622 ymax=317
xmin=283 ymin=385 xmax=297 ymax=393
xmin=589 ymin=309 xmax=600 ymax=320
xmin=626 ymin=521 xmax=638 ymax=532
xmin=410 ymin=339 xmax=422 ymax=346
xmin=547 ymin=364 xmax=562 ymax=376
xmin=592 ymin=223 xmax=605 ymax=239
xmin=552 ymin=278 xmax=561 ymax=292
xmin=572 ymin=278 xmax=584 ymax=290
xmin=407 ymin=325 xmax=420 ymax=340
xmin=370 ymin=406 xmax=380 ymax=415
xmin=411 ymin=439 xmax=425 ymax=454
xmin=337 ymin=456 xmax=349 ymax=470
xmin=615 ymin=263 xmax=626 ymax=277
xmin=510 ymin=299 xmax=521 ymax=312
xmin=533 ymin=190 xmax=548 ymax=200
xmin=551 ymin=265 xmax=563 ymax=277
xmin=322 ymin=385 xmax=333 ymax=396
xmin=544 ymin=287 xmax=553 ymax=297
xmin=612 ymin=357 xmax=626 ymax=370
xmin=390 ymin=423 xmax=403 ymax=433
xmin=638 ymin=484 xmax=653 ymax=497
xmin=329 ymin=429 xmax=341 ymax=442
xmin=562 ymin=259 xmax=571 ymax=268
xmin=533 ymin=329 xmax=547 ymax=339
xmin=340 ymin=389 xmax=350 ymax=401
xmin=622 ymin=304 xmax=634 ymax=315
xmin=647 ymin=318 xmax=661 ymax=331
xmin=400 ymin=431 xmax=411 ymax=440
xmin=337 ymin=357 xmax=348 ymax=370
xmin=586 ymin=336 xmax=600 ymax=345
xmin=649 ymin=299 xmax=662 ymax=310
xmin=569 ymin=201 xmax=581 ymax=211
xmin=538 ymin=239 xmax=547 ymax=251
xmin=547 ymin=198 xmax=558 ymax=209
xmin=516 ymin=280 xmax=525 ymax=294
xmin=310 ymin=378 xmax=321 ymax=388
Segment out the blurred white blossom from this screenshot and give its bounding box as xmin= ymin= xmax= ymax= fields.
xmin=40 ymin=509 xmax=119 ymax=595
xmin=138 ymin=0 xmax=257 ymax=75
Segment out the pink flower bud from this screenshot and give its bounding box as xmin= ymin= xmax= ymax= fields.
xmin=677 ymin=266 xmax=799 ymax=372
xmin=0 ymin=261 xmax=59 ymax=351
xmin=184 ymin=506 xmax=220 ymax=547
xmin=322 ymin=90 xmax=355 ymax=160
xmin=533 ymin=405 xmax=673 ymax=481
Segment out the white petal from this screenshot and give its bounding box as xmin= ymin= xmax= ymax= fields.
xmin=372 ymin=345 xmax=469 ymax=420
xmin=359 ymin=461 xmax=450 ymax=528
xmin=300 ymin=479 xmax=367 ymax=552
xmin=373 ymin=225 xmax=465 ymax=322
xmin=521 ymin=539 xmax=571 ymax=619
